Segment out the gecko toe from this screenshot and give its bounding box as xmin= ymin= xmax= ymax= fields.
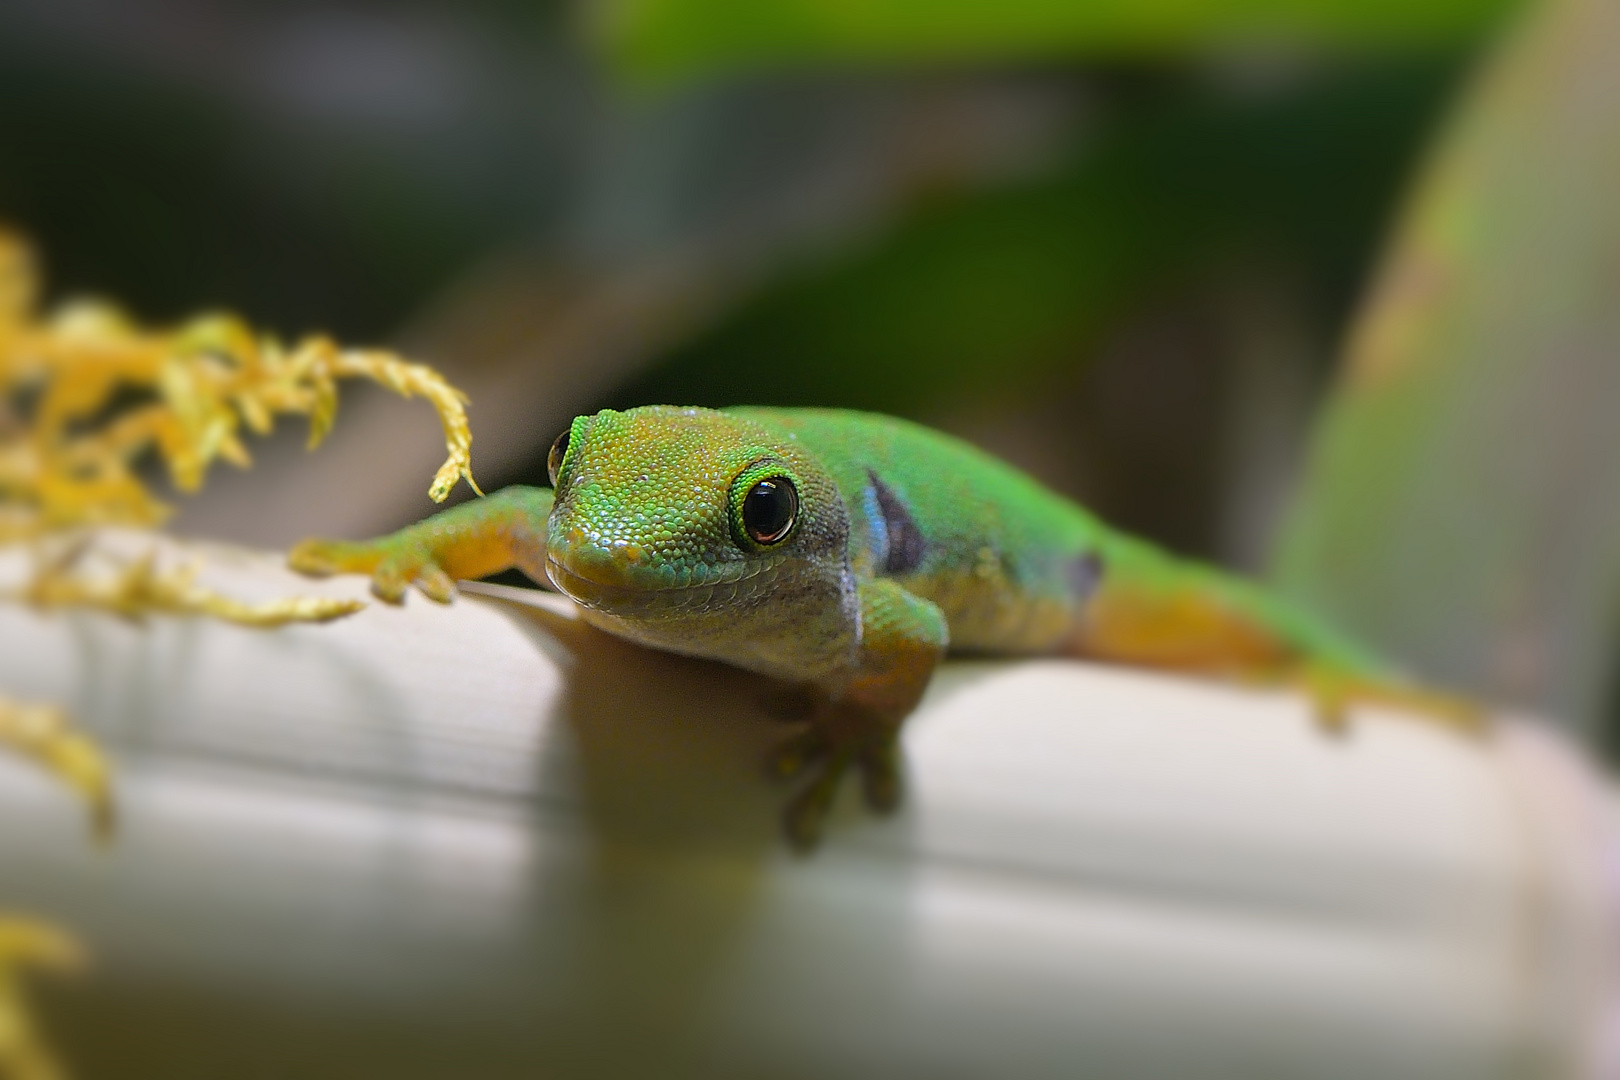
xmin=782 ymin=751 xmax=851 ymax=852
xmin=782 ymin=797 xmax=825 ymax=851
xmin=369 ymin=567 xmax=409 ymax=604
xmin=413 ymin=566 xmax=457 ymax=604
xmin=859 ymin=741 xmax=902 ymax=814
xmin=286 ymin=539 xmax=342 ymax=577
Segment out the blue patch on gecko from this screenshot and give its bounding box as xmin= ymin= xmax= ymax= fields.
xmin=865 ymin=469 xmax=927 ymax=575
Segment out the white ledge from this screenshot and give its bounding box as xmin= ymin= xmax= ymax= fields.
xmin=0 ymin=534 xmax=1615 ymax=1079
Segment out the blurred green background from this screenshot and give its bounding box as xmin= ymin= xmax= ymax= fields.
xmin=9 ymin=0 xmax=1620 ymax=746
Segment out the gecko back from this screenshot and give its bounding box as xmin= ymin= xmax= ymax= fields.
xmin=730 ymin=406 xmax=1393 ymax=684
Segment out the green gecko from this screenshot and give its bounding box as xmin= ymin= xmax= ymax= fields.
xmin=290 ymin=406 xmax=1477 ymax=848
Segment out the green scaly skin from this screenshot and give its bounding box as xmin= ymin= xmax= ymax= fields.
xmin=290 ymin=406 xmax=1468 ymax=849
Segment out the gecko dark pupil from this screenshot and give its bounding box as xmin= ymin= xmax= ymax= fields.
xmin=547 ymin=429 xmax=570 ymax=486
xmin=743 ymin=478 xmax=797 ymax=545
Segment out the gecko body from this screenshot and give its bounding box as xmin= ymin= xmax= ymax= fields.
xmin=291 ymin=405 xmax=1472 ymax=846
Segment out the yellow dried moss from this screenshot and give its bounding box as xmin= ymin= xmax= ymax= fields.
xmin=16 ymin=539 xmax=363 ymax=629
xmin=0 ymin=228 xmax=479 ymax=541
xmin=0 ymin=227 xmax=491 ymax=1080
xmin=0 ymin=223 xmax=484 ymax=831
xmin=0 ymin=695 xmax=110 ymax=842
xmin=0 ymin=916 xmax=81 ymax=1080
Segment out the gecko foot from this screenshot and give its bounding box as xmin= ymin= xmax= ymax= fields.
xmin=858 ymin=738 xmax=902 ymax=813
xmin=288 ymin=537 xmax=455 ymax=604
xmin=1297 ymin=666 xmax=1487 ymax=738
xmin=768 ymin=727 xmax=830 ymax=779
xmin=770 ymin=714 xmax=903 ymax=850
xmin=782 ymin=749 xmax=853 ymax=851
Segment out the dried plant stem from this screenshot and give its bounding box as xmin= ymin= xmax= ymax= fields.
xmin=0 ymin=915 xmax=83 ymax=1080
xmin=0 ymin=227 xmax=473 ymax=1080
xmin=16 ymin=544 xmax=364 ymax=629
xmin=0 ymin=696 xmax=110 ymax=842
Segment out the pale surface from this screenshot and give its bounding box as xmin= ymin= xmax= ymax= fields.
xmin=0 ymin=535 xmax=1613 ymax=1079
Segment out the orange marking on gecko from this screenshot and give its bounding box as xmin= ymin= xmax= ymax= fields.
xmin=1071 ymin=580 xmax=1295 ymax=676
xmin=438 ymin=535 xmax=529 ymax=582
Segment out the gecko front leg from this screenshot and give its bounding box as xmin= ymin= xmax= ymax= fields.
xmin=773 ymin=578 xmax=948 ymax=850
xmin=289 ymin=486 xmax=555 ymax=602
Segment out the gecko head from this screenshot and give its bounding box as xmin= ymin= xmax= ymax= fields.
xmin=542 ymin=406 xmax=849 ymax=622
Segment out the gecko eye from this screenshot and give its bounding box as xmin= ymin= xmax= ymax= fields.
xmin=547 ymin=429 xmax=570 ymax=487
xmin=741 ymin=478 xmax=798 ymax=545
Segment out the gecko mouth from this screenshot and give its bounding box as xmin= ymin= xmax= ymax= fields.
xmin=544 ymin=554 xmax=783 ymax=617
xmin=544 ymin=557 xmax=658 ymax=607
